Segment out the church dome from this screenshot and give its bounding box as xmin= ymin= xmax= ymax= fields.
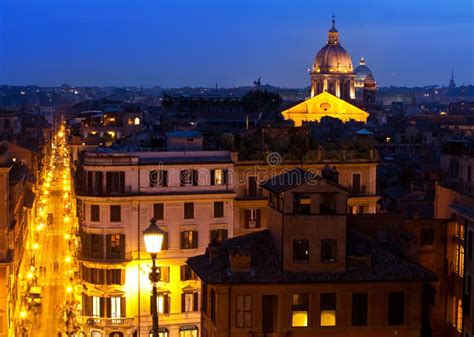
xmin=312 ymin=20 xmax=353 ymax=74
xmin=354 ymin=57 xmax=373 ymax=82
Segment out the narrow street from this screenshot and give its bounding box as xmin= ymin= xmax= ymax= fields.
xmin=13 ymin=124 xmax=80 ymax=336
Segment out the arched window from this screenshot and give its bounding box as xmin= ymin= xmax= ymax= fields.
xmin=134 ymin=117 xmax=140 ymax=125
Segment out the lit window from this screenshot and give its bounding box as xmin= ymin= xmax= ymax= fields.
xmin=456 ymin=298 xmax=462 ymax=332
xmin=212 ymin=169 xmax=225 ymax=185
xmin=92 ymin=296 xmax=101 ymax=317
xmin=182 ymin=292 xmax=198 ymax=312
xmin=292 ymin=294 xmax=308 ymax=327
xmin=150 ymin=328 xmax=169 ymax=337
xmin=179 ymin=326 xmax=198 ymax=337
xmin=134 ymin=117 xmax=140 ymax=125
xmin=320 ymin=293 xmax=336 ymax=326
xmin=110 ymin=297 xmax=121 ymax=318
xmin=236 ymin=295 xmax=251 ymax=328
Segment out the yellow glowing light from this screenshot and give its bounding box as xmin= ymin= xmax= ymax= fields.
xmin=66 ymin=286 xmax=73 ymax=293
xmin=58 ymin=130 xmax=64 ymax=138
xmin=20 ymin=310 xmax=27 ymax=319
xmin=32 ymin=243 xmax=39 ymax=250
xmin=64 ymin=233 xmax=71 ymax=240
xmin=64 ymin=216 xmax=70 ymax=223
xmin=26 ymin=272 xmax=34 ymax=280
xmin=65 ymin=256 xmax=72 ymax=263
xmin=292 ymin=311 xmax=308 ymax=327
xmin=320 ymin=310 xmax=336 ymax=326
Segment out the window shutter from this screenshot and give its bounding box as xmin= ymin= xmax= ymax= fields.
xmin=244 ymin=210 xmax=250 ymax=228
xmin=97 ymin=171 xmax=103 ymax=194
xmin=180 ymin=232 xmax=185 ymax=249
xmin=106 ymin=172 xmax=112 ymax=193
xmin=164 ymin=294 xmax=170 ymax=314
xmin=121 ymin=269 xmax=126 ymax=284
xmin=163 ymin=170 xmax=168 ymax=187
xmin=121 ymin=297 xmax=126 ymax=317
xmin=163 ymin=266 xmax=170 ymax=282
xmin=181 ymin=293 xmax=186 ymax=313
xmin=192 ymin=271 xmax=198 ymax=280
xmin=120 ymin=234 xmax=126 ymax=259
xmin=210 ymin=170 xmax=215 ymax=186
xmin=193 ymin=170 xmax=199 ymax=186
xmin=106 ymin=297 xmax=111 ymax=318
xmin=192 ymin=231 xmax=198 ymax=248
xmin=105 ymin=235 xmax=111 ymax=259
xmin=100 ymin=297 xmax=106 ymax=317
xmin=82 ymin=294 xmax=87 ymax=315
xmin=256 ymin=209 xmax=261 ymax=228
xmin=180 ymin=265 xmax=185 ymax=281
xmin=99 ymin=269 xmax=105 ymax=285
xmin=162 ymin=232 xmax=168 ymax=251
xmin=223 ymin=170 xmax=228 ymax=185
xmin=193 ymin=292 xmax=199 ymax=311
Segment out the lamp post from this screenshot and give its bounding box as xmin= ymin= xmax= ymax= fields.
xmin=143 ymin=218 xmax=165 ymax=337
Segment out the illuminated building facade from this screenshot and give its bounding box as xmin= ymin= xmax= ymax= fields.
xmin=75 ymin=150 xmax=235 ymax=337
xmin=233 ymin=151 xmax=379 ymax=237
xmin=436 ymin=140 xmax=474 ymax=337
xmin=282 ymin=19 xmax=377 ymax=126
xmin=188 ymin=168 xmax=436 ymax=337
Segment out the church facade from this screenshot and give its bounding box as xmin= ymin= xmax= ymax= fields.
xmin=282 ymin=19 xmax=376 ymax=126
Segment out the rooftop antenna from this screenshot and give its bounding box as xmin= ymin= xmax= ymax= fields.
xmin=331 ymin=14 xmax=336 ymax=29
xmin=451 ymin=66 xmax=454 ymax=81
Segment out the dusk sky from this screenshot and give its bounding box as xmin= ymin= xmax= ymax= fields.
xmin=0 ymin=0 xmax=472 ymax=88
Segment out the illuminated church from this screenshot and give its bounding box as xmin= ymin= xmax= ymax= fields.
xmin=282 ymin=18 xmax=376 ymax=126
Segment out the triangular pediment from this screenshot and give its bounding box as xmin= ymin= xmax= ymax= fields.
xmin=282 ymin=92 xmax=368 ymax=126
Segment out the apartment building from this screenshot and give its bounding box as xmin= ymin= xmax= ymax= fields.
xmin=435 ymin=140 xmax=474 ymax=337
xmin=188 ymin=168 xmax=436 ymax=337
xmin=233 ymin=149 xmax=379 ymax=236
xmin=74 ymin=149 xmax=236 ymax=337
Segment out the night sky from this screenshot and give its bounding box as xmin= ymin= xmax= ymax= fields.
xmin=0 ymin=0 xmax=472 ymax=88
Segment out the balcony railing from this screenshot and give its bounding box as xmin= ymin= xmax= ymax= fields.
xmin=248 ymin=332 xmax=293 ymax=337
xmin=82 ymin=316 xmax=136 ymax=328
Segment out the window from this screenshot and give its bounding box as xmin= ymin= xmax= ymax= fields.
xmin=351 ymin=293 xmax=368 ymax=326
xmin=154 ymin=203 xmax=164 ymax=221
xmin=210 ymin=229 xmax=228 ymax=245
xmin=388 ymin=292 xmax=404 ymax=325
xmin=352 ymin=173 xmax=361 ymax=194
xmin=181 ymin=292 xmax=199 ymax=312
xmin=110 ymin=205 xmax=121 ymax=222
xmin=321 ymin=239 xmax=337 ymax=263
xmin=134 ymin=117 xmax=140 ymax=125
xmin=468 ymin=230 xmax=472 ymax=260
xmin=455 ymin=243 xmax=465 ymax=277
xmin=248 ymin=176 xmax=258 ymax=197
xmin=179 ymin=326 xmax=198 ymax=337
xmin=105 ymin=171 xmax=125 ymax=194
xmin=149 ymin=170 xmax=167 ymax=187
xmin=320 ymin=293 xmax=336 ymax=326
xmin=245 ymin=209 xmax=261 ymax=229
xmin=152 ymin=294 xmax=170 ymax=315
xmin=162 ymin=231 xmax=168 ymax=251
xmin=107 ymin=269 xmax=123 ymax=285
xmin=92 ymin=296 xmax=101 ymax=317
xmin=181 ymin=231 xmax=198 ymax=249
xmin=420 ymin=228 xmax=434 ymax=246
xmin=180 ymin=265 xmax=197 ymax=281
xmin=213 ymin=201 xmax=224 ymax=218
xmin=184 ymin=203 xmax=194 ymax=220
xmin=91 ymin=205 xmax=100 ymax=222
xmin=456 ymin=298 xmax=463 ymax=332
xmin=110 ymin=234 xmax=121 ymax=253
xmin=158 ymin=266 xmax=170 ymax=283
xmin=180 ymin=169 xmax=197 ymax=186
xmin=236 ymin=295 xmax=252 ymax=328
xmin=467 ymin=274 xmax=472 ymax=295
xmin=294 ymin=193 xmax=311 ymax=214
xmin=320 ymin=193 xmax=337 ymax=214
xmin=111 ymin=297 xmax=121 ymax=318
xmin=292 ymin=294 xmax=308 ymax=327
xmin=293 ymin=239 xmax=309 ymax=262
xmin=90 ymin=234 xmax=103 ymax=258
xmin=211 ymin=169 xmax=226 ymax=186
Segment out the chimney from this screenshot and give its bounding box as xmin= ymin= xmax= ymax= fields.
xmin=229 ymin=246 xmax=251 ymax=273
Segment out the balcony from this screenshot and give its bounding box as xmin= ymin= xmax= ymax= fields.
xmin=82 ymin=316 xmax=136 ymax=328
xmin=78 ymin=251 xmax=132 ymax=263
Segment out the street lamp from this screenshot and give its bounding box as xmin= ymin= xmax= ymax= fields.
xmin=143 ymin=218 xmax=165 ymax=337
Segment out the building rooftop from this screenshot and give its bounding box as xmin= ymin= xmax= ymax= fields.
xmin=187 ymin=229 xmax=437 ymax=284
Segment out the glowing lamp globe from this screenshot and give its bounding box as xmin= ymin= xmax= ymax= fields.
xmin=143 ymin=219 xmax=165 ymax=254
